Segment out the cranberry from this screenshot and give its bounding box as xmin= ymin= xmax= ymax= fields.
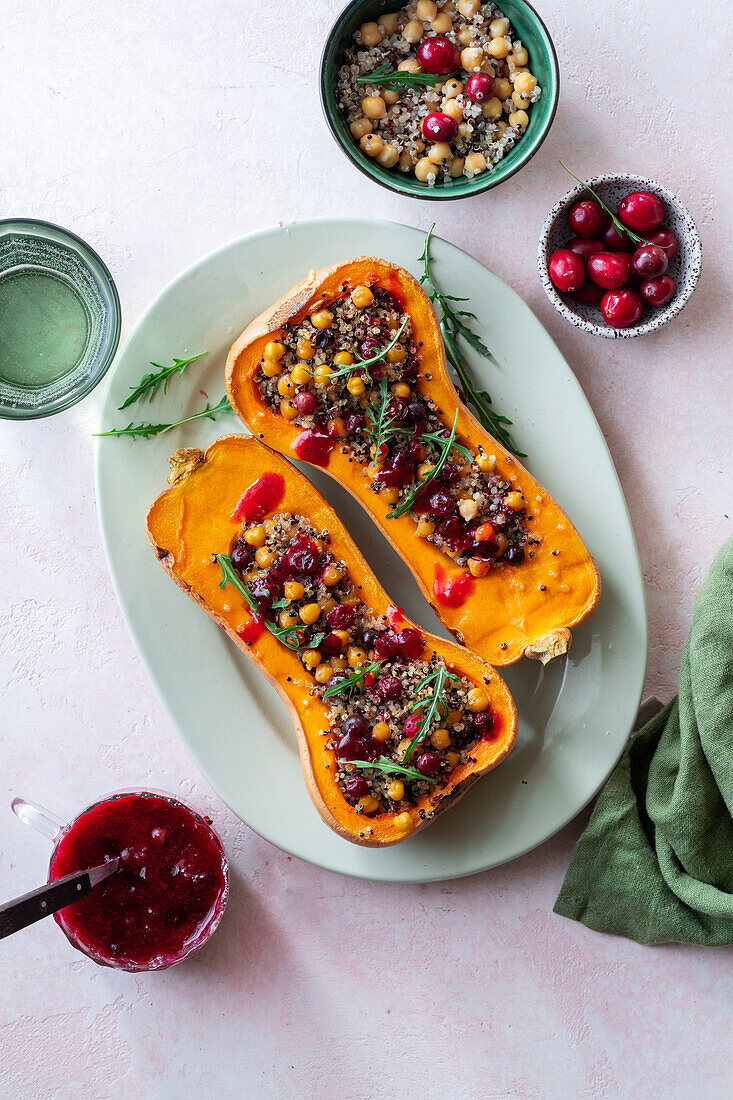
xmin=321 ymin=631 xmax=346 ymax=655
xmin=283 ymin=536 xmax=320 ymax=575
xmin=427 ymin=488 xmax=455 ymax=517
xmin=421 ymin=112 xmax=458 ymax=143
xmin=631 ymin=244 xmax=668 ymax=279
xmin=618 ymin=191 xmax=665 ymax=233
xmin=440 ymin=462 xmax=460 ymax=485
xmin=344 ymin=775 xmax=369 ymax=799
xmin=374 ymin=676 xmax=402 ymax=701
xmin=343 ymin=714 xmax=368 ymax=738
xmin=569 ymin=199 xmax=606 ymax=239
xmin=345 ymin=412 xmax=365 ymax=433
xmin=336 ymin=728 xmax=374 ymax=762
xmin=601 ymin=289 xmax=643 ymax=328
xmin=570 ymin=282 xmax=605 ymax=307
xmin=567 ymin=237 xmax=605 ymax=265
xmin=504 ymin=545 xmax=525 ymax=565
xmin=294 ymin=390 xmax=317 ymax=416
xmin=407 ymin=401 xmax=425 ymax=424
xmin=325 ymin=673 xmax=348 ymax=694
xmin=587 ymin=251 xmax=633 ymax=290
xmin=360 ymin=337 xmax=380 ymax=357
xmin=403 ymin=714 xmax=423 ymax=737
xmin=314 ymin=328 xmax=333 ymax=349
xmin=416 ymin=751 xmax=441 ymax=777
xmin=361 ymin=628 xmax=379 ymax=650
xmin=230 ymin=538 xmax=253 ymax=572
xmin=249 ymin=576 xmax=273 ymax=604
xmin=327 ymin=603 xmax=355 ymax=629
xmin=464 ymin=72 xmax=494 ymax=102
xmin=416 ymin=35 xmax=460 ymax=75
xmin=437 ymin=516 xmax=474 ymax=551
xmin=639 ymin=274 xmax=676 ymax=307
xmin=472 ymin=711 xmax=496 ymax=737
xmin=602 ymin=220 xmax=635 ymax=252
xmin=645 ymin=227 xmax=678 ymax=259
xmin=394 ymin=628 xmax=423 ymax=659
xmin=548 ymin=249 xmax=585 ymax=293
xmin=402 ymin=356 xmax=419 ymax=379
xmin=376 ymin=442 xmax=420 ymax=487
xmin=373 ymin=632 xmax=397 ymax=660
xmin=385 ymin=397 xmax=409 ymax=422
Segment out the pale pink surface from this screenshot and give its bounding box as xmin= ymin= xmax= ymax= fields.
xmin=1 ymin=1 xmax=732 ymax=1096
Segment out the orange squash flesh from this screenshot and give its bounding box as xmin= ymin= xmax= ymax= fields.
xmin=146 ymin=435 xmax=517 ymax=848
xmin=226 ymin=258 xmax=600 ymax=667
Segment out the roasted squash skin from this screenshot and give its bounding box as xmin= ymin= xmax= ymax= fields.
xmin=226 ymin=258 xmax=601 ymax=667
xmin=146 ymin=435 xmax=517 ymax=848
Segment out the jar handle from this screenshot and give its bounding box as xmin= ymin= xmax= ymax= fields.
xmin=11 ymin=798 xmax=65 ymax=843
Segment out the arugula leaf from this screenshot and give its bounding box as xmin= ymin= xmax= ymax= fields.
xmin=118 ymin=351 xmax=207 ymax=409
xmin=348 ymin=756 xmax=437 ymax=783
xmin=97 ymin=395 xmax=232 ymax=440
xmin=403 ymin=664 xmax=459 ymax=765
xmin=385 ymin=410 xmax=459 ymax=519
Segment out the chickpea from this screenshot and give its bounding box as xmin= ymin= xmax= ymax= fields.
xmin=458 ymin=498 xmax=478 ymax=521
xmin=320 ymin=596 xmax=337 ymax=614
xmin=481 ymin=96 xmax=502 ymax=119
xmin=402 ymin=18 xmax=424 ymax=43
xmin=509 ymin=47 xmax=529 ymax=67
xmin=494 ymin=76 xmax=512 ymax=100
xmin=467 ymin=687 xmax=489 ymax=712
xmin=445 ymin=750 xmax=461 ymax=770
xmin=378 ymin=12 xmax=399 ymax=35
xmin=477 ymin=451 xmax=496 ymax=473
xmin=456 ymin=26 xmax=474 ymax=46
xmin=489 ymin=16 xmax=510 ymax=36
xmin=284 ymin=580 xmax=305 ymax=601
xmin=347 ymin=376 xmax=365 ymax=396
xmin=442 ymin=99 xmax=463 ymax=122
xmin=386 ymin=342 xmax=406 ymax=364
xmin=448 ymin=156 xmax=465 ymax=178
xmin=398 ymin=58 xmax=421 ymax=73
xmin=314 ymin=663 xmax=333 ymax=684
xmin=381 ymin=486 xmax=400 ymax=505
xmin=391 ymin=381 xmax=411 ymax=399
xmin=295 ymin=336 xmax=314 ymax=360
xmin=505 ymin=491 xmax=524 ymax=511
xmin=321 ymin=564 xmax=341 ymax=587
xmin=417 ymin=461 xmax=435 ymax=479
xmin=414 ymin=156 xmax=438 ymax=183
xmin=416 ymin=517 xmax=435 ymax=537
xmin=277 ymin=374 xmax=295 ymax=398
xmin=264 ymin=340 xmax=285 ymax=361
xmin=359 ymin=20 xmax=382 ymax=46
xmin=362 ymin=95 xmax=386 ymax=120
xmin=382 ymin=88 xmax=400 ymax=106
xmin=350 ymin=117 xmax=373 ymax=140
xmin=279 ymin=609 xmax=299 ymax=629
xmin=332 ymin=629 xmax=351 ymax=649
xmin=291 ymin=363 xmax=311 ymax=385
xmin=347 ymin=646 xmax=367 ymax=667
xmin=509 ymin=110 xmax=529 ymax=129
xmin=442 ymin=77 xmax=463 ymax=100
xmin=468 ymin=557 xmax=490 ymax=578
xmin=244 ymin=525 xmax=266 ymax=548
xmin=393 ymin=811 xmax=414 ymax=833
xmin=312 ymin=365 xmax=332 ymax=387
xmin=512 ymin=89 xmax=531 ymax=109
xmin=358 ymin=795 xmax=380 ymax=815
xmin=427 ymin=142 xmax=451 ymax=164
xmin=280 ymin=398 xmax=298 ymax=420
xmin=461 ymin=46 xmax=483 ymax=71
xmin=457 ymin=0 xmax=481 ymax=14
xmin=376 ymin=142 xmax=400 ymax=168
xmin=372 ymin=721 xmax=392 ymax=743
xmin=416 ymin=0 xmax=437 ymax=17
xmin=388 ymin=780 xmax=405 ymax=801
xmin=302 ymin=648 xmax=321 ymax=670
xmin=398 ymin=150 xmax=415 ymax=173
xmin=488 ymin=36 xmax=510 ymax=59
xmin=330 ymin=416 xmax=346 ymax=437
xmin=493 ymin=119 xmax=508 ymax=137
xmin=431 ymin=728 xmax=451 ymax=750
xmin=300 ymin=602 xmax=322 ymax=626
xmin=464 ymin=151 xmax=487 ymax=176
xmin=255 ymin=547 xmax=276 ymax=569
xmin=360 ymin=132 xmax=383 ymax=158
xmin=457 ymin=121 xmax=472 ymax=140
xmin=431 ymin=12 xmax=452 ymax=32
xmin=310 ymin=309 xmax=333 ymax=330
xmin=442 ymin=0 xmax=457 ymax=11
xmin=261 ymin=358 xmax=282 ymax=378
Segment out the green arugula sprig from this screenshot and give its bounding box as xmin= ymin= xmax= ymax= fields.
xmin=419 ymin=225 xmax=524 ymax=457
xmin=215 ymin=554 xmax=311 ymax=651
xmin=118 ymin=352 xmax=207 ymax=410
xmin=348 ymin=756 xmax=437 ymax=784
xmin=364 ymin=376 xmax=395 ymax=460
xmin=355 ymin=63 xmax=459 ymax=91
xmin=385 ymin=410 xmax=460 ymax=520
xmin=559 ymin=162 xmax=674 ymax=250
xmin=403 ymin=664 xmax=460 ymax=765
xmin=323 ymin=660 xmax=381 ymax=699
xmin=96 ymin=395 xmax=232 ymax=440
xmin=328 ymin=316 xmax=409 ymax=381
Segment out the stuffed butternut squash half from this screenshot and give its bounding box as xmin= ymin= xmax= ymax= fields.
xmin=226 ymin=258 xmax=600 ymax=667
xmin=146 ymin=435 xmax=517 ymax=848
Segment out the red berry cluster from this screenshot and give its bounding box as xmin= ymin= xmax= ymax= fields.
xmin=548 ymin=190 xmax=678 ymax=329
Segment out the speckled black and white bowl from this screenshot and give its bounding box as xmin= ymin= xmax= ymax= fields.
xmin=537 ymin=174 xmax=702 ymax=339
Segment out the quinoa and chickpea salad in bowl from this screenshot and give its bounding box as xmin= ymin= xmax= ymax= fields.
xmin=321 ymin=0 xmax=559 ymax=198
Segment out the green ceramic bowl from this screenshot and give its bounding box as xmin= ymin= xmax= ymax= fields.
xmin=320 ymin=0 xmax=559 ymax=200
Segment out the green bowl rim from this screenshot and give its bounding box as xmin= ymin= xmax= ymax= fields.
xmin=0 ymin=216 xmax=122 ymax=420
xmin=319 ymin=0 xmax=560 ymax=201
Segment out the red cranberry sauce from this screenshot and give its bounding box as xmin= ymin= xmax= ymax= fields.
xmin=231 ymin=473 xmax=285 ymax=523
xmin=255 ymin=285 xmax=528 ymax=568
xmin=50 ymin=793 xmax=227 ymax=969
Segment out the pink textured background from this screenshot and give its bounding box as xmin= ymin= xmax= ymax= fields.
xmin=2 ymin=1 xmax=732 ymax=1096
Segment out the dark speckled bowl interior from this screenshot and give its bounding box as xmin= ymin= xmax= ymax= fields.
xmin=320 ymin=0 xmax=559 ymax=200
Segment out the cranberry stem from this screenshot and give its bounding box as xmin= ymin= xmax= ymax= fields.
xmin=558 ymin=162 xmax=674 ymax=250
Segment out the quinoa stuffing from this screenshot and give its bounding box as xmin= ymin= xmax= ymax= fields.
xmin=336 ymin=0 xmax=542 ymax=186
xmin=256 ymin=282 xmax=530 ymax=570
xmin=221 ymin=512 xmax=500 ymax=824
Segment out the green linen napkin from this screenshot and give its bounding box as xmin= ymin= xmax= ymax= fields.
xmin=554 ymin=537 xmax=733 ymax=945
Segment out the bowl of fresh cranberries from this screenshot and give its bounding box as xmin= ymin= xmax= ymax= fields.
xmin=538 ymin=173 xmax=702 ymax=338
